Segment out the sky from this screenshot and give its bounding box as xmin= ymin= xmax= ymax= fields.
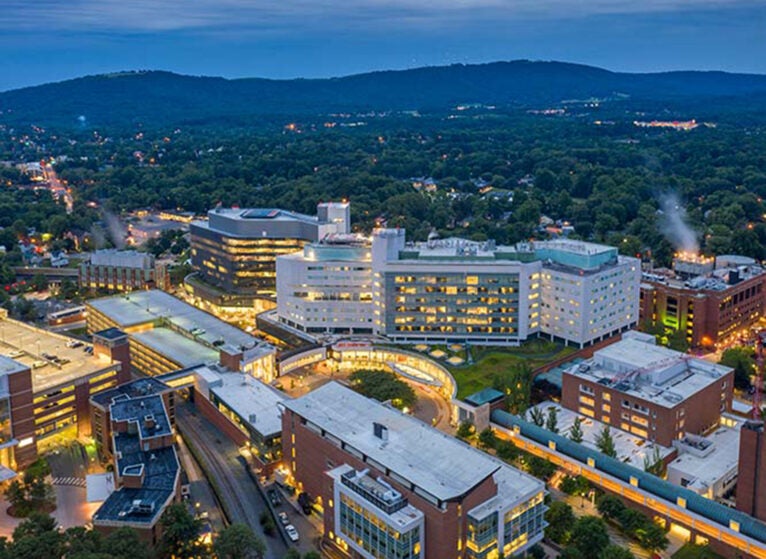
xmin=0 ymin=0 xmax=764 ymax=91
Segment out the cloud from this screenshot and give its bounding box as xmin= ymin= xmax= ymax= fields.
xmin=1 ymin=0 xmax=759 ymax=34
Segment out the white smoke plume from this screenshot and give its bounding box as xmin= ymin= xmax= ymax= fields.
xmin=657 ymin=192 xmax=699 ymax=253
xmin=102 ymin=210 xmax=127 ymax=249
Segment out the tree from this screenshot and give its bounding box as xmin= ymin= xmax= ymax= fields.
xmin=10 ymin=513 xmax=63 ymax=559
xmin=495 ymin=439 xmax=519 ymax=462
xmin=570 ymin=516 xmax=610 ymax=558
xmin=528 ymin=407 xmax=545 ymax=427
xmin=303 ymin=552 xmax=322 ymax=559
xmin=596 ymin=494 xmax=626 ymax=521
xmin=598 ymin=544 xmax=634 ymax=559
xmin=348 ymin=370 xmax=417 ymax=410
xmin=157 ymin=503 xmax=208 ymax=559
xmin=635 ymin=523 xmax=669 ymax=553
xmin=101 ymin=527 xmax=152 ymax=559
xmin=720 ymin=347 xmax=755 ymax=390
xmin=595 ymin=425 xmax=617 ymax=458
xmin=30 ymin=273 xmax=48 ymax=292
xmin=545 ymin=407 xmax=559 ymax=433
xmin=214 ymin=523 xmax=266 ymax=559
xmin=569 ymin=417 xmax=584 ymax=443
xmin=457 ymin=420 xmax=475 ymax=440
xmin=283 ymin=550 xmax=301 ymax=559
xmin=545 ymin=501 xmax=575 ymax=544
xmin=493 ymin=362 xmax=532 ymax=414
xmin=478 ymin=427 xmax=497 ymax=449
xmin=559 ymin=547 xmax=584 ymax=559
xmin=643 ymin=446 xmax=665 ymax=477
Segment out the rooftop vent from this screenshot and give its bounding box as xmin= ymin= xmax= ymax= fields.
xmin=373 ymin=422 xmax=389 ymax=441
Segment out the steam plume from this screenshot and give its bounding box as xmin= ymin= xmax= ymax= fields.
xmin=657 ymin=193 xmax=698 ymax=253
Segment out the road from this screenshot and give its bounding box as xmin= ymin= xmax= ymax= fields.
xmin=176 ymin=403 xmax=289 ymax=559
xmin=42 ymin=164 xmax=73 ymax=214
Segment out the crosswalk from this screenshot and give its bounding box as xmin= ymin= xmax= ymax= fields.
xmin=52 ymin=477 xmax=86 ymax=487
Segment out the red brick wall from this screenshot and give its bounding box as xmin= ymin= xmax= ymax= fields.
xmin=9 ymin=368 xmax=36 ymax=468
xmin=193 ymin=388 xmax=248 ymax=447
xmin=283 ymin=408 xmax=499 ymax=559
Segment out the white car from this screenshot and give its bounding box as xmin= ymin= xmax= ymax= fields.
xmin=285 ymin=524 xmax=299 ymax=542
xmin=278 ymin=512 xmax=289 ymax=525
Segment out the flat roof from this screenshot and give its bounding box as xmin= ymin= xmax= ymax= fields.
xmin=91 ymin=378 xmax=169 ymax=408
xmin=95 ymin=436 xmax=177 ymax=525
xmin=566 ymin=337 xmax=731 ymax=408
xmin=132 ymin=329 xmax=218 ymax=368
xmin=88 ymin=290 xmax=260 ymax=350
xmin=0 ymin=317 xmax=117 ymax=393
xmin=110 ymin=394 xmax=172 ymax=440
xmin=207 ymin=369 xmax=288 ymax=438
xmin=667 ymin=419 xmax=741 ymax=493
xmin=464 ymin=388 xmax=505 ymax=407
xmin=283 ymin=382 xmax=541 ymax=502
xmin=526 ymin=402 xmax=674 ymax=469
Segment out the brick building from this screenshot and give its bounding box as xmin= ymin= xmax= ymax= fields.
xmin=737 ymin=421 xmax=766 ymax=522
xmin=0 ymin=312 xmax=131 ymax=471
xmin=640 ymin=254 xmax=766 ymax=349
xmin=561 ymin=332 xmax=733 ymax=447
xmin=282 ymin=382 xmax=546 ymax=559
xmin=91 ymin=388 xmax=179 ymax=544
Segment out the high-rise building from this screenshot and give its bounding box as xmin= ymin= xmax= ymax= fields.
xmin=188 ymin=202 xmax=349 ymax=308
xmin=282 ymin=382 xmax=547 ymax=559
xmin=369 ymin=231 xmax=640 ymax=347
xmin=276 ymin=234 xmax=373 ymax=335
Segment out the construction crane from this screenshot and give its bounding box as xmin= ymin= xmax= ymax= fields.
xmin=753 ymin=332 xmax=766 ymax=419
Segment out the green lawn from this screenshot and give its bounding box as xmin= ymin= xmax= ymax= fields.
xmin=671 ymin=544 xmax=724 ymax=559
xmin=449 ymin=340 xmax=576 ymax=399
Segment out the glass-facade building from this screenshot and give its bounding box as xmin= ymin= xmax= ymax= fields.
xmin=330 ymin=466 xmax=424 ymax=559
xmin=189 ymin=203 xmax=349 ymax=307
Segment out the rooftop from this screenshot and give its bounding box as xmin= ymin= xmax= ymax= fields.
xmin=667 ymin=417 xmax=741 ymax=495
xmin=88 ymin=290 xmax=261 ymax=350
xmin=110 ymin=394 xmax=172 ymax=440
xmin=283 ymin=382 xmax=541 ymax=502
xmin=132 ymin=328 xmax=219 ymax=368
xmin=197 ymin=365 xmax=288 ymax=437
xmin=526 ymin=402 xmax=674 ymax=469
xmin=91 ymin=378 xmax=170 ymax=408
xmin=0 ymin=317 xmax=118 ymax=393
xmin=88 ymin=249 xmax=154 ymax=269
xmin=95 ymin=438 xmax=177 ymax=525
xmin=565 ymin=334 xmax=731 ymax=408
xmin=464 ymin=388 xmax=505 ymax=407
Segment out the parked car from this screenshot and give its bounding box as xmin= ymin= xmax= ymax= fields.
xmin=278 ymin=512 xmax=289 ymax=525
xmin=268 ymin=489 xmax=282 ymax=507
xmin=285 ymin=524 xmax=299 ymax=542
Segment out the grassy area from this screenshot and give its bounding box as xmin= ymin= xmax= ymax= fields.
xmin=449 ymin=340 xmax=576 ymax=399
xmin=671 ymin=544 xmax=724 ymax=559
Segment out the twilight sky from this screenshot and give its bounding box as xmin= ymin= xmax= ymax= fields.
xmin=1 ymin=0 xmax=764 ymax=91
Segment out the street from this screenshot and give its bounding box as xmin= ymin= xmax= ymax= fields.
xmin=177 ymin=402 xmax=292 ymax=559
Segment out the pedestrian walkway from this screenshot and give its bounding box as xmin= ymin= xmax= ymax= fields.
xmin=52 ymin=477 xmax=86 ymax=487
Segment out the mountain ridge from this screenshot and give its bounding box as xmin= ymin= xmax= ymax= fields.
xmin=2 ymin=60 xmax=766 ymax=127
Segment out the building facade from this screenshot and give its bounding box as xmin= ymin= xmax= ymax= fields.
xmin=282 ymin=382 xmax=547 ymax=559
xmin=91 ymin=388 xmax=179 ymax=544
xmin=276 ymin=234 xmax=374 ymax=335
xmin=738 ymin=421 xmax=766 ymax=522
xmin=561 ymin=332 xmax=733 ymax=447
xmin=640 ymin=254 xmax=766 ymax=349
xmin=0 ymin=312 xmax=132 ymax=470
xmin=188 ymin=202 xmax=349 ymax=307
xmin=368 ymin=230 xmax=639 ymax=347
xmin=86 ymin=290 xmax=276 ymax=379
xmin=79 ymin=249 xmax=157 ymax=293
